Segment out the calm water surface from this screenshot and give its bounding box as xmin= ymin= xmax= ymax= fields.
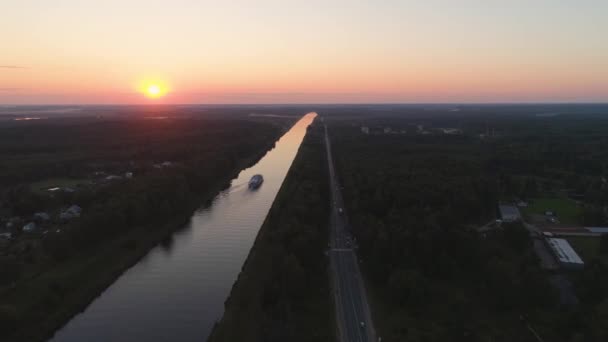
xmin=50 ymin=112 xmax=317 ymax=342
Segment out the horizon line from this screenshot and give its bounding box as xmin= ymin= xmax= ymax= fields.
xmin=1 ymin=101 xmax=608 ymax=107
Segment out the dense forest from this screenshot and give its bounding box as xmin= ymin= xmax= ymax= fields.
xmin=329 ymin=110 xmax=608 ymax=342
xmin=3 ymin=106 xmax=608 ymax=342
xmin=0 ymin=116 xmax=289 ymax=341
xmin=209 ymin=121 xmax=334 ymax=342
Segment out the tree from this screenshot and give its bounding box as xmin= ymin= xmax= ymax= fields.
xmin=522 ymin=177 xmax=538 ymax=199
xmin=387 ymin=268 xmax=429 ymax=308
xmin=503 ymin=222 xmax=531 ymax=252
xmin=600 ymin=234 xmax=608 ymax=255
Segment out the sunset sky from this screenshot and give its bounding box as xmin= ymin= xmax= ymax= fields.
xmin=2 ymin=0 xmax=607 ymax=104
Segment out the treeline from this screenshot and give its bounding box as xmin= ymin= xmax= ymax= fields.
xmin=209 ymin=122 xmax=334 ymax=342
xmin=0 ymin=118 xmax=279 ymax=185
xmin=484 ymin=116 xmax=608 ymax=226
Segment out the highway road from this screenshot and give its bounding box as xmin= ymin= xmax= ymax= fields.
xmin=324 ymin=123 xmax=377 ymax=342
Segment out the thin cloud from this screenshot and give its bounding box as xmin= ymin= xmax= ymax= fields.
xmin=0 ymin=65 xmax=27 ymax=69
xmin=0 ymin=88 xmax=21 ymax=92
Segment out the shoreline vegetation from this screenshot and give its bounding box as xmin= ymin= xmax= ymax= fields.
xmin=208 ymin=120 xmax=335 ymax=342
xmin=0 ymin=117 xmax=296 ymax=342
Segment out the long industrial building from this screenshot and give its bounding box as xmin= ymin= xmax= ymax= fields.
xmin=545 ymin=238 xmax=585 ymax=271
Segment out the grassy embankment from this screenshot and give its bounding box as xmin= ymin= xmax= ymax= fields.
xmin=208 ymin=121 xmax=334 ymax=342
xmin=0 ymin=121 xmax=292 ymax=342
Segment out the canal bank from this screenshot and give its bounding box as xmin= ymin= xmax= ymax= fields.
xmin=2 ymin=119 xmax=293 ymax=342
xmin=49 ymin=113 xmax=317 ymax=342
xmin=207 ymin=117 xmax=334 ymax=342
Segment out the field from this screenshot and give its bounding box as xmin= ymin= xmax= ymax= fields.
xmin=523 ymin=197 xmax=582 ymax=225
xmin=567 ymin=236 xmax=602 ymax=262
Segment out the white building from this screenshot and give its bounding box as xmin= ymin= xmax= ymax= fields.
xmin=60 ymin=205 xmax=82 ymax=221
xmin=499 ymin=205 xmax=521 ymax=222
xmin=23 ymin=222 xmax=36 ymax=232
xmin=545 ymin=238 xmax=584 ymax=270
xmin=361 ymin=126 xmax=369 ymax=134
xmin=67 ymin=205 xmax=82 ymax=216
xmin=441 ymin=128 xmax=462 ymax=135
xmin=154 ymin=161 xmax=174 ymax=169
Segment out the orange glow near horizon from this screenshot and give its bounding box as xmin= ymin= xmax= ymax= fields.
xmin=1 ymin=1 xmax=607 ymax=104
xmin=138 ymin=80 xmax=169 ymax=100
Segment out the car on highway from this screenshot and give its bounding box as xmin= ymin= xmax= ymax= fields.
xmin=360 ymin=321 xmax=365 ymax=328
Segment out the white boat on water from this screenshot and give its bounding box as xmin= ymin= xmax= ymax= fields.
xmin=248 ymin=174 xmax=264 ymax=189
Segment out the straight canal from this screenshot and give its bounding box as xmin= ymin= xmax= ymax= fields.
xmin=50 ymin=112 xmax=317 ymax=342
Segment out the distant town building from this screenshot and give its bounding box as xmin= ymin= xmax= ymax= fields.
xmin=60 ymin=205 xmax=82 ymax=221
xmin=441 ymin=128 xmax=462 ymax=135
xmin=154 ymin=161 xmax=174 ymax=169
xmin=22 ymin=222 xmax=36 ymax=232
xmin=105 ymin=175 xmax=122 ymax=181
xmin=6 ymin=217 xmax=22 ymax=229
xmin=383 ymin=127 xmax=392 ymax=134
xmin=34 ymin=212 xmax=51 ymax=221
xmin=499 ymin=204 xmax=521 ymax=222
xmin=545 ymin=238 xmax=584 ymax=270
xmin=361 ymin=126 xmax=370 ymax=134
xmin=67 ymin=205 xmax=82 ymax=216
xmin=125 ymin=172 xmax=134 ymax=179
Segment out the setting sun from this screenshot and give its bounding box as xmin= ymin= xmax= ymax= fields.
xmin=138 ymin=80 xmax=169 ymax=99
xmin=147 ymin=85 xmax=160 ymax=97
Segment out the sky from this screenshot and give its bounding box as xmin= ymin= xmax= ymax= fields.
xmin=1 ymin=0 xmax=607 ymax=104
